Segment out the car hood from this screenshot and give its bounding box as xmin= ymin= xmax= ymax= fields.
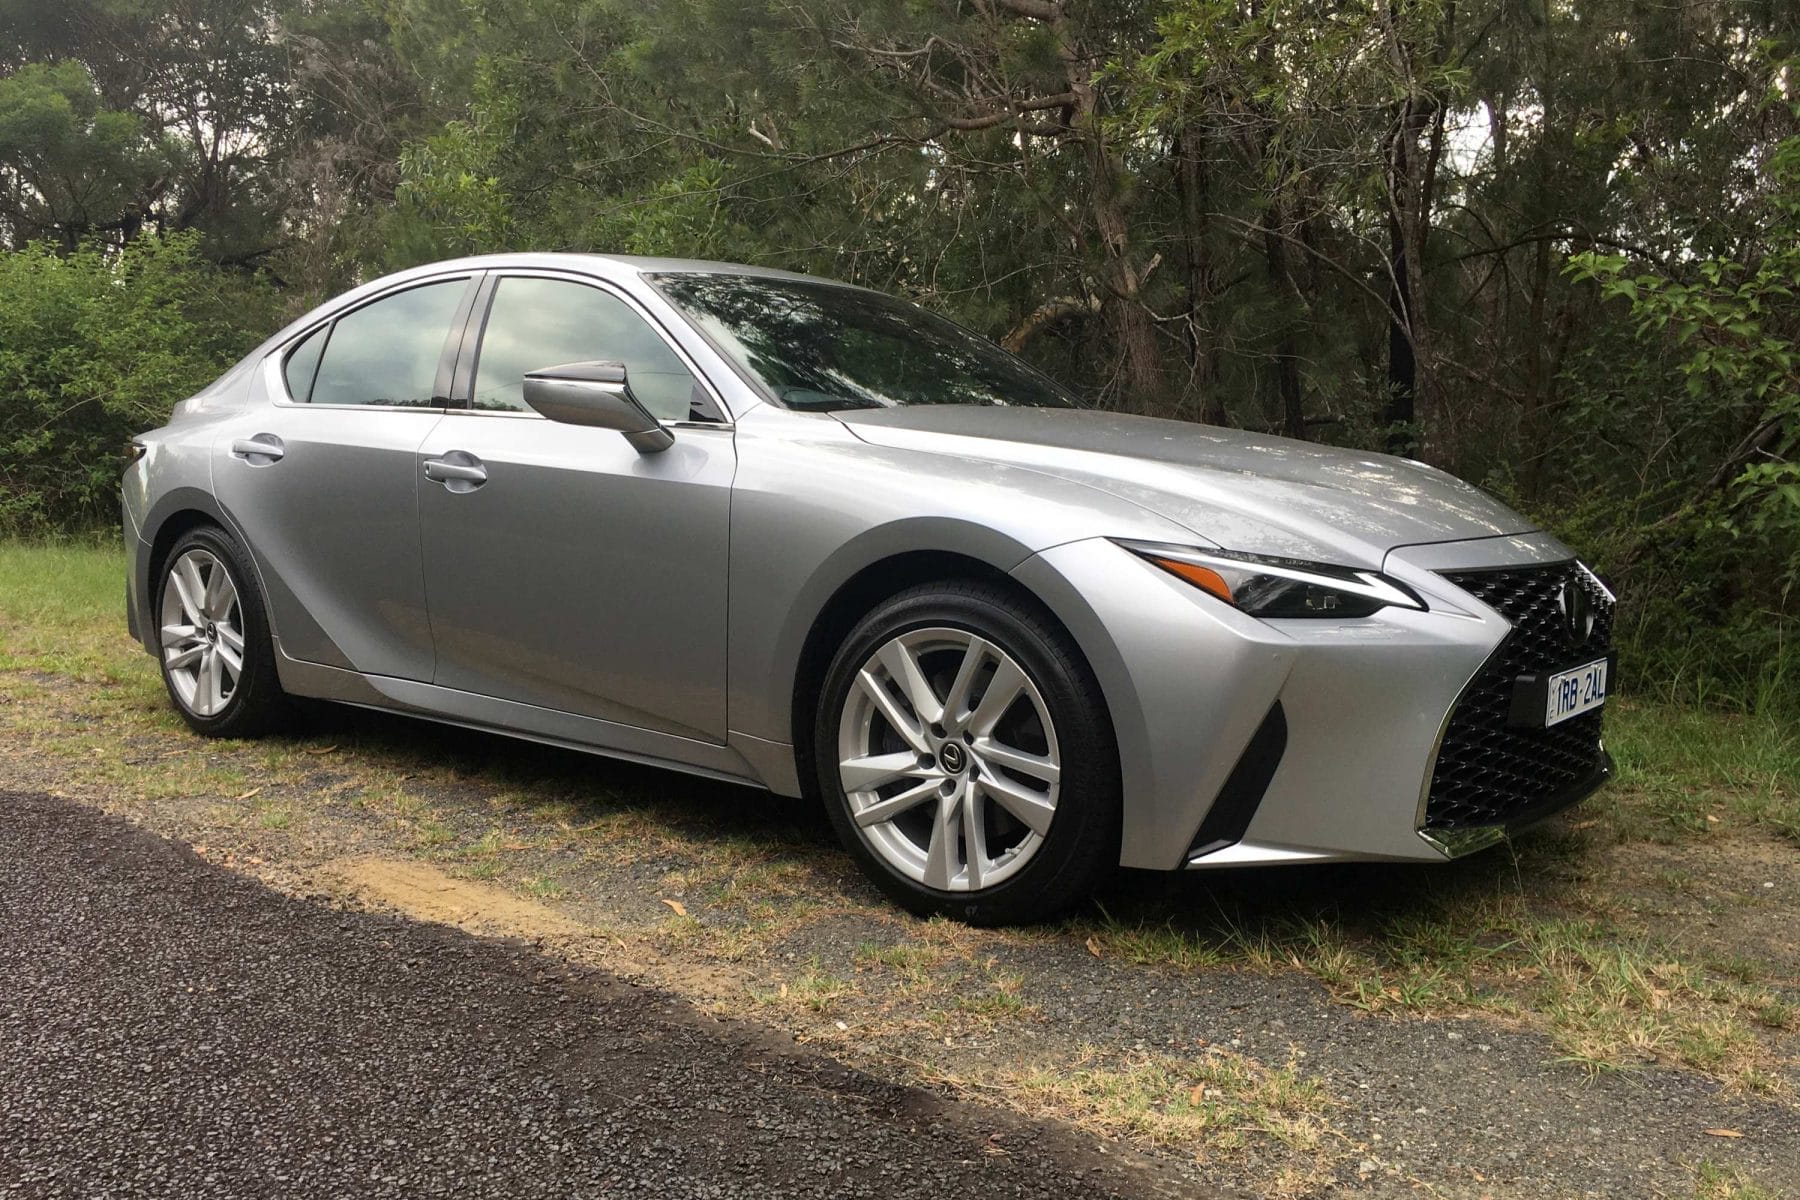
xmin=832 ymin=406 xmax=1535 ymax=568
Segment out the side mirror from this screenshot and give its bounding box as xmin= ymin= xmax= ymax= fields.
xmin=521 ymin=360 xmax=674 ymax=453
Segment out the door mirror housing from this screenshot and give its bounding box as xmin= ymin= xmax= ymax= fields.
xmin=521 ymin=360 xmax=675 ymax=453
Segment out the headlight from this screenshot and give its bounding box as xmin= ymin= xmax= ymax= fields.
xmin=1118 ymin=540 xmax=1425 ymax=618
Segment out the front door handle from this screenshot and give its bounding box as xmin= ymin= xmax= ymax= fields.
xmin=423 ymin=452 xmax=487 ymax=493
xmin=230 ymin=434 xmax=284 ymax=465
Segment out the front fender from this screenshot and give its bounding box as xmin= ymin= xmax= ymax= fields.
xmin=724 ymin=409 xmax=1199 ymax=751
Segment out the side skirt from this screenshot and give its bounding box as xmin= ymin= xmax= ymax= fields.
xmin=276 ymin=654 xmax=775 ymax=793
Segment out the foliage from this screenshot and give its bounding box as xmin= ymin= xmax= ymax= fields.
xmin=0 ymin=0 xmax=1795 ymax=707
xmin=0 ymin=235 xmax=275 ymax=532
xmin=1562 ymin=126 xmax=1800 ymax=710
xmin=0 ymin=62 xmax=165 ymax=248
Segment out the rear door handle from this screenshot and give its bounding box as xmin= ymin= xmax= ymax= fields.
xmin=423 ymin=452 xmax=487 ymax=492
xmin=230 ymin=434 xmax=284 ymax=465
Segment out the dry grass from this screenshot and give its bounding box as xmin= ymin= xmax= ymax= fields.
xmin=1004 ymin=1044 xmax=1334 ymax=1158
xmin=1083 ymin=885 xmax=1794 ymax=1090
xmin=1691 ymin=1159 xmax=1781 ymax=1200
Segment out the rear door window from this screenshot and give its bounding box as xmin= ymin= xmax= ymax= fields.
xmin=308 ymin=280 xmax=468 ymax=408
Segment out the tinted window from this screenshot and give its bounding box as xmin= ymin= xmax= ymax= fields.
xmin=282 ymin=325 xmax=326 ymax=402
xmin=309 ymin=280 xmax=466 ymax=408
xmin=472 ymin=277 xmax=700 ymax=420
xmin=650 ymin=273 xmax=1076 ymax=412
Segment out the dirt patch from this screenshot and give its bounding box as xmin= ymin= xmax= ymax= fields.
xmin=318 ymin=856 xmax=596 ymax=941
xmin=1604 ymin=836 xmax=1799 ymax=979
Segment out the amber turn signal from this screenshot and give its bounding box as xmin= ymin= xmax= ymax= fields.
xmin=1149 ymin=556 xmax=1234 ymax=603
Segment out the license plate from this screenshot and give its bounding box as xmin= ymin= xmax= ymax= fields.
xmin=1544 ymin=658 xmax=1609 ymax=727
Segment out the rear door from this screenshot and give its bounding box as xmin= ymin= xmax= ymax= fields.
xmin=416 ymin=271 xmax=735 ymax=742
xmin=214 ymin=274 xmax=478 ymax=679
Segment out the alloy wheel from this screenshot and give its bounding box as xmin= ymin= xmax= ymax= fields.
xmin=159 ymin=548 xmax=244 ymax=717
xmin=836 ymin=627 xmax=1061 ymax=892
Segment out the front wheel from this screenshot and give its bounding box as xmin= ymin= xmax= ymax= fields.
xmin=814 ymin=582 xmax=1119 ymax=926
xmin=155 ymin=525 xmax=290 ymax=737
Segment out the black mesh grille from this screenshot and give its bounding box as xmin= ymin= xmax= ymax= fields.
xmin=1424 ymin=562 xmax=1614 ymax=830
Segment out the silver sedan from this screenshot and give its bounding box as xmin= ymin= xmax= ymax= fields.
xmin=123 ymin=254 xmax=1616 ymax=924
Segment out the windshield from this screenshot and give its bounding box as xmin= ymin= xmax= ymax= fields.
xmin=649 ymin=273 xmax=1078 ymax=412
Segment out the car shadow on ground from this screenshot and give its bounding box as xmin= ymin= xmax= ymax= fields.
xmin=288 ymin=696 xmax=1552 ymax=949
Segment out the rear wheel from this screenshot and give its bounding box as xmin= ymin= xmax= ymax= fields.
xmin=156 ymin=525 xmax=289 ymax=737
xmin=815 ymin=582 xmax=1118 ymax=925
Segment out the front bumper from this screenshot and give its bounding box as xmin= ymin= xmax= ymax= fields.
xmin=1415 ymin=753 xmax=1611 ymax=859
xmin=1014 ymin=532 xmax=1606 ymax=872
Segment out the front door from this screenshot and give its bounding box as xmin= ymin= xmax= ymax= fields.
xmin=417 ymin=273 xmax=735 ymax=742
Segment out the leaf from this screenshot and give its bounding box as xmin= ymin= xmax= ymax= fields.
xmin=660 ymin=898 xmax=688 ymax=917
xmin=1085 ymin=935 xmax=1103 ymax=958
xmin=235 ymin=786 xmax=262 ymax=801
xmin=306 ymin=744 xmax=338 ymax=755
xmin=1703 ymin=1129 xmax=1744 ymax=1138
xmin=1188 ymin=1084 xmax=1206 ymax=1106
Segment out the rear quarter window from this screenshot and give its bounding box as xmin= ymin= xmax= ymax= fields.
xmin=282 ymin=325 xmax=326 ymax=402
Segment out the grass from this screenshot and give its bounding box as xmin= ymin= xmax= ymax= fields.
xmin=1082 ymin=876 xmax=1795 ymax=1088
xmin=1691 ymin=1160 xmax=1780 ymax=1200
xmin=1005 ymin=1044 xmax=1332 ymax=1156
xmin=0 ymin=539 xmax=142 ymax=679
xmin=1606 ymin=700 xmax=1800 ymax=844
xmin=755 ymin=959 xmax=853 ymax=1015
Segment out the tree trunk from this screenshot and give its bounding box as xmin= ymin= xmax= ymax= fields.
xmin=1263 ymin=200 xmax=1306 ymax=440
xmin=1173 ymin=123 xmax=1225 ymax=424
xmin=1380 ymin=1 xmax=1449 ymax=459
xmin=1057 ymin=13 xmax=1163 ymax=411
xmin=1383 ymin=208 xmax=1418 ymax=454
xmin=1086 ymin=145 xmax=1162 ymax=409
xmin=1383 ymin=90 xmax=1442 ymax=456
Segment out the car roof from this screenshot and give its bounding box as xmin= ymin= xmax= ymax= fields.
xmin=385 ymin=252 xmax=851 ymax=288
xmin=259 ymin=252 xmax=888 ymax=371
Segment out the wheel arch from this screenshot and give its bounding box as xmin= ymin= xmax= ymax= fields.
xmin=782 ymin=534 xmax=1119 ymax=817
xmin=135 ymin=489 xmax=237 ymax=654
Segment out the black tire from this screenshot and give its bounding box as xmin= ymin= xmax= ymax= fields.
xmin=813 ymin=581 xmax=1120 ymax=926
xmin=154 ymin=524 xmax=290 ymax=738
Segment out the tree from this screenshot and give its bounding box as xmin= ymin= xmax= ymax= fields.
xmin=0 ymin=0 xmax=298 ymax=261
xmin=0 ymin=62 xmax=165 ymax=249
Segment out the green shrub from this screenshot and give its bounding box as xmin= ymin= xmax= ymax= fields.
xmin=0 ymin=234 xmax=276 ymax=532
xmin=1559 ymin=130 xmax=1800 ymax=716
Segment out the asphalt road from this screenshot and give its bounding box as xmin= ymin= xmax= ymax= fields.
xmin=0 ymin=790 xmax=1175 ymax=1199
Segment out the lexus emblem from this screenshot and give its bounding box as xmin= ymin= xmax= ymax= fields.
xmin=1559 ymin=578 xmax=1594 ymax=644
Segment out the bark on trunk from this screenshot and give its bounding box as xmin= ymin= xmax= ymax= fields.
xmin=1173 ymin=124 xmax=1225 ymax=425
xmin=1383 ymin=209 xmax=1418 ymax=454
xmin=1263 ymin=203 xmax=1306 ymax=441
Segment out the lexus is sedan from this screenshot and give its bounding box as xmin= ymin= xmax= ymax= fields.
xmin=123 ymin=254 xmax=1616 ymax=924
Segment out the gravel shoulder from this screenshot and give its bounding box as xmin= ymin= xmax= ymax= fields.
xmin=0 ymin=789 xmax=1194 ymax=1199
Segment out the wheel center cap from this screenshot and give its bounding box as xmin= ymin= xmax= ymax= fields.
xmin=937 ymin=741 xmax=967 ymax=774
xmin=205 ymin=622 xmax=217 ymax=643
